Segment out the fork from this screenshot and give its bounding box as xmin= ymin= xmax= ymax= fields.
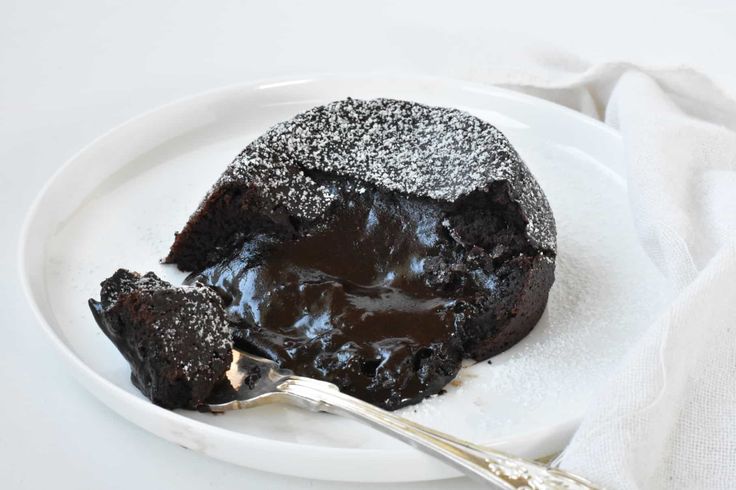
xmin=206 ymin=350 xmax=598 ymax=490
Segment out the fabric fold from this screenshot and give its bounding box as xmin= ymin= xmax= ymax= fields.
xmin=459 ymin=54 xmax=736 ymax=489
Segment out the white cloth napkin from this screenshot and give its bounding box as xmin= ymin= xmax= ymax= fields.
xmin=455 ymin=54 xmax=736 ymax=489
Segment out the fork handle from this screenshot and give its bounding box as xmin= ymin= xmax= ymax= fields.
xmin=278 ymin=377 xmax=597 ymax=490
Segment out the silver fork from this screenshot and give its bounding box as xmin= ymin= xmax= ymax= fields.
xmin=206 ymin=350 xmax=599 ymax=490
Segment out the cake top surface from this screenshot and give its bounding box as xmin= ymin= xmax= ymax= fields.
xmin=218 ymin=98 xmax=555 ymax=252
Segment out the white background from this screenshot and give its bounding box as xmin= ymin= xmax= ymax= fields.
xmin=2 ymin=1 xmax=735 ymax=488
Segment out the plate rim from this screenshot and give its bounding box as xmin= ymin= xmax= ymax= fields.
xmin=17 ymin=74 xmax=623 ymax=482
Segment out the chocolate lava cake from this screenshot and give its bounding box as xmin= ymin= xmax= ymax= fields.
xmin=89 ymin=270 xmax=233 ymax=409
xmin=163 ymin=98 xmax=557 ymax=410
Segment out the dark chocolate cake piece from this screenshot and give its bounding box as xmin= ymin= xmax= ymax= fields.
xmin=89 ymin=269 xmax=233 ymax=409
xmin=165 ymin=98 xmax=556 ymax=410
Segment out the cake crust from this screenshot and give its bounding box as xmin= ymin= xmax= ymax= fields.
xmin=161 ymin=98 xmax=556 ymax=410
xmin=166 ymin=98 xmax=555 ymax=271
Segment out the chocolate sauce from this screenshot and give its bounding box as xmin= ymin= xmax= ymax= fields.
xmin=191 ymin=190 xmax=466 ymax=409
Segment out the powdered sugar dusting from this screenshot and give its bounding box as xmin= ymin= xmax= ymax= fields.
xmin=217 ymin=98 xmax=555 ymax=252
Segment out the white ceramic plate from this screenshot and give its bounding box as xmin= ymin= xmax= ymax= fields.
xmin=19 ymin=76 xmax=669 ymax=482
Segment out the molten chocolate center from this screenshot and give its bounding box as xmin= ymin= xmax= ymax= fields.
xmin=191 ymin=190 xmax=465 ymax=409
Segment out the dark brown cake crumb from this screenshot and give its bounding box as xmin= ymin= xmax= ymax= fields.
xmin=88 ymin=269 xmax=233 ymax=409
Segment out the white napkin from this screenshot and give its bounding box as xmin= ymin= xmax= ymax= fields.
xmin=456 ymin=54 xmax=736 ymax=489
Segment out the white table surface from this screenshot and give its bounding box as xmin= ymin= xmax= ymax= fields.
xmin=3 ymin=1 xmax=735 ymax=488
